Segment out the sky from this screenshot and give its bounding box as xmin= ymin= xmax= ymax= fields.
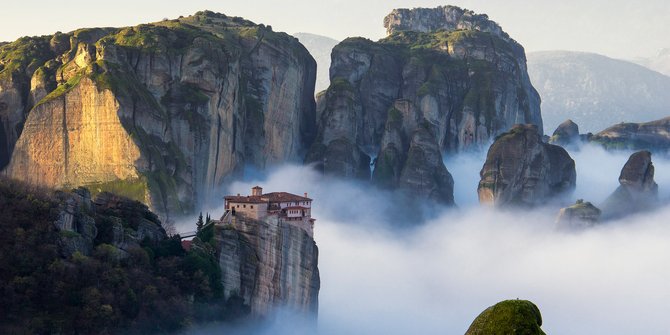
xmin=2 ymin=0 xmax=669 ymax=59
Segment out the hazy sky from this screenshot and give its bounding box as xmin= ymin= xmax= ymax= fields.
xmin=2 ymin=0 xmax=669 ymax=59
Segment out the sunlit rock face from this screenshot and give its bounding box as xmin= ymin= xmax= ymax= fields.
xmin=465 ymin=300 xmax=546 ymax=335
xmin=601 ymin=150 xmax=659 ymax=220
xmin=307 ymin=6 xmax=540 ymax=204
xmin=0 ymin=11 xmax=316 ymax=219
xmin=478 ymin=124 xmax=576 ymax=207
xmin=216 ymin=215 xmax=319 ymax=317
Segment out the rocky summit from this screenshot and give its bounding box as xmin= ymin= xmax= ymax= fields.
xmin=478 ymin=124 xmax=576 ymax=207
xmin=556 ymin=199 xmax=602 ymax=229
xmin=549 ymin=119 xmax=580 ymax=146
xmin=591 ymin=117 xmax=670 ymax=153
xmin=601 ymin=150 xmax=659 ymax=220
xmin=0 ymin=11 xmax=317 ymax=219
xmin=465 ymin=300 xmax=546 ymax=335
xmin=306 ymin=6 xmax=541 ymax=203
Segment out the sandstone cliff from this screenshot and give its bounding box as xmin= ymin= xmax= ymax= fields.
xmin=465 ymin=300 xmax=546 ymax=335
xmin=478 ymin=124 xmax=576 ymax=207
xmin=0 ymin=11 xmax=317 ymax=219
xmin=601 ymin=150 xmax=659 ymax=220
xmin=214 ymin=214 xmax=319 ymax=317
xmin=591 ymin=117 xmax=670 ymax=153
xmin=306 ymin=6 xmax=541 ymax=202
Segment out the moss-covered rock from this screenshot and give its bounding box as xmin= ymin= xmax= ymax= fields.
xmin=465 ymin=300 xmax=546 ymax=335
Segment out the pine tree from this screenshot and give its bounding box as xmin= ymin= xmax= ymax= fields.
xmin=205 ymin=213 xmax=211 ymax=225
xmin=196 ymin=212 xmax=204 ymax=231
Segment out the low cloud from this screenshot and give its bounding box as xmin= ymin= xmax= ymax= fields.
xmin=184 ymin=144 xmax=670 ymax=334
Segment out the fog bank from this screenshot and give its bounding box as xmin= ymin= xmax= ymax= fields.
xmin=185 ymin=145 xmax=670 ymax=334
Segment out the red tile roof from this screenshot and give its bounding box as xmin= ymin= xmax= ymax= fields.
xmin=224 ymin=195 xmax=266 ymax=204
xmin=263 ymin=192 xmax=312 ymax=202
xmin=225 ymin=192 xmax=312 ymax=204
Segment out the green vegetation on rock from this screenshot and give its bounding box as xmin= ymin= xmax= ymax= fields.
xmin=0 ymin=178 xmax=245 ymax=334
xmin=465 ymin=300 xmax=546 ymax=335
xmin=0 ymin=35 xmax=54 ymax=81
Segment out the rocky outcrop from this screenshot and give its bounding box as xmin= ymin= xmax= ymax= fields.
xmin=384 ymin=6 xmax=510 ymax=40
xmin=549 ymin=119 xmax=580 ymax=146
xmin=54 ymin=188 xmax=167 ymax=257
xmin=556 ymin=199 xmax=601 ymax=228
xmin=1 ymin=11 xmax=317 ymax=219
xmin=373 ymin=101 xmax=454 ymax=204
xmin=465 ymin=300 xmax=546 ymax=335
xmin=215 ymin=214 xmax=319 ymax=317
xmin=591 ymin=117 xmax=670 ymax=153
xmin=478 ymin=124 xmax=576 ymax=207
xmin=307 ymin=6 xmax=541 ymax=201
xmin=601 ymin=150 xmax=659 ymax=220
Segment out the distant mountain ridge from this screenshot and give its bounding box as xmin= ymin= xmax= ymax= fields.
xmin=527 ymin=50 xmax=670 ymax=133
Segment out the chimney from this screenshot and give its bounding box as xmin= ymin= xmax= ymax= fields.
xmin=304 ymin=192 xmax=308 ymax=198
xmin=237 ymin=193 xmax=240 ymax=196
xmin=252 ymin=186 xmax=263 ymax=196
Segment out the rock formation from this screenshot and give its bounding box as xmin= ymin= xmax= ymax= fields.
xmin=465 ymin=300 xmax=546 ymax=335
xmin=0 ymin=11 xmax=317 ymax=219
xmin=591 ymin=117 xmax=670 ymax=153
xmin=478 ymin=124 xmax=576 ymax=207
xmin=384 ymin=6 xmax=510 ymax=40
xmin=307 ymin=6 xmax=541 ymax=202
xmin=556 ymin=199 xmax=602 ymax=228
xmin=601 ymin=150 xmax=659 ymax=220
xmin=54 ymin=187 xmax=167 ymax=257
xmin=549 ymin=119 xmax=580 ymax=146
xmin=214 ymin=213 xmax=319 ymax=317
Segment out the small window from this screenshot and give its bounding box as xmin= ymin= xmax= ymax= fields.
xmin=237 ymin=205 xmax=240 ymax=208
xmin=251 ymin=205 xmax=254 ymax=209
xmin=243 ymin=205 xmax=246 ymax=208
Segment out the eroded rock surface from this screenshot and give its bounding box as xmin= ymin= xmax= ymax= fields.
xmin=216 ymin=215 xmax=319 ymax=317
xmin=601 ymin=150 xmax=658 ymax=219
xmin=549 ymin=119 xmax=580 ymax=146
xmin=1 ymin=11 xmax=317 ymax=219
xmin=307 ymin=6 xmax=541 ymax=203
xmin=591 ymin=117 xmax=670 ymax=153
xmin=478 ymin=124 xmax=576 ymax=207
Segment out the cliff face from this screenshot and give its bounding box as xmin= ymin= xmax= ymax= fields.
xmin=307 ymin=6 xmax=541 ymax=201
xmin=0 ymin=11 xmax=317 ymax=219
xmin=601 ymin=150 xmax=659 ymax=220
xmin=216 ymin=215 xmax=319 ymax=317
xmin=478 ymin=124 xmax=576 ymax=207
